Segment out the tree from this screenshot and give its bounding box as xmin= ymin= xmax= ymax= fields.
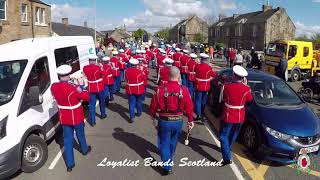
xmin=132 ymin=28 xmax=145 ymax=40
xmin=193 ymin=33 xmax=204 ymax=43
xmin=295 ymin=34 xmax=311 ymax=42
xmin=155 ymin=27 xmax=170 ymax=41
xmin=311 ymin=33 xmax=320 ymax=44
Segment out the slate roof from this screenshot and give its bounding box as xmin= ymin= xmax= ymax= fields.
xmin=212 ymin=8 xmax=281 ymax=27
xmin=52 ymin=22 xmax=104 ymax=39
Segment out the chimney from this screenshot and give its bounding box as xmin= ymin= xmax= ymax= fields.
xmin=219 ymin=14 xmax=226 ymax=21
xmin=262 ymin=5 xmax=272 ymax=12
xmin=62 ymin=18 xmax=68 ymax=25
xmin=84 ymin=21 xmax=88 ymax=28
xmin=233 ymin=14 xmax=239 ymax=19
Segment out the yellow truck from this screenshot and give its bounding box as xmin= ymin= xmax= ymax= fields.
xmin=264 ymin=40 xmax=320 ymax=81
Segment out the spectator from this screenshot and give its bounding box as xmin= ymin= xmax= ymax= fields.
xmin=234 ymin=50 xmax=243 ymax=66
xmin=277 ymin=52 xmax=288 ymax=81
xmin=250 ymin=53 xmax=262 ymax=70
xmin=229 ymin=48 xmax=236 ymax=68
xmin=209 ymin=46 xmax=214 ymax=60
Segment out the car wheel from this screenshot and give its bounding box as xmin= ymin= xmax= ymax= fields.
xmin=243 ymin=123 xmax=261 ymax=152
xmin=303 ymin=88 xmax=313 ymax=102
xmin=291 ymin=70 xmax=300 ymax=82
xmin=21 ymin=135 xmax=48 ymax=173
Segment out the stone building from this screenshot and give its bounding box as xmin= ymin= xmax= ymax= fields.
xmin=101 ymin=28 xmax=132 ymax=43
xmin=208 ymin=5 xmax=296 ymax=50
xmin=169 ymin=15 xmax=208 ymax=44
xmin=0 ymin=0 xmax=51 ymax=44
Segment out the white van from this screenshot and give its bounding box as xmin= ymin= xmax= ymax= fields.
xmin=0 ymin=36 xmax=95 ymax=178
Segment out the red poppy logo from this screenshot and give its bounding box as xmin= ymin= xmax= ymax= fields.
xmin=301 ymin=158 xmax=308 ymax=168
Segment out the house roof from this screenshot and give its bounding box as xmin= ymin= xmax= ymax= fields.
xmin=101 ymin=29 xmax=131 ymax=42
xmin=211 ymin=8 xmax=282 ymax=27
xmin=52 ymin=22 xmax=104 ymax=39
xmin=31 ymin=0 xmax=50 ymax=6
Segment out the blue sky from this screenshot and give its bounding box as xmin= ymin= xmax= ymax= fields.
xmin=48 ymin=0 xmax=320 ymax=36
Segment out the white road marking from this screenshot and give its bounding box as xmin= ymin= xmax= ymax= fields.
xmin=48 ymin=101 xmax=98 ymax=170
xmin=48 ymin=148 xmax=64 ymax=170
xmin=204 ymin=123 xmax=245 ymax=180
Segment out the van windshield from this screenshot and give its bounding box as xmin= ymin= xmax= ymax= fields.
xmin=266 ymin=43 xmax=287 ymax=57
xmin=0 ymin=60 xmax=27 ymax=106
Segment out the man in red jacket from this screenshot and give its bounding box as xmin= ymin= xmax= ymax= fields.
xmin=146 ymin=45 xmax=154 ymax=68
xmin=229 ymin=48 xmax=236 ymax=68
xmin=194 ymin=53 xmax=217 ymax=120
xmin=187 ymin=53 xmax=198 ymax=99
xmin=156 ymin=49 xmax=166 ymax=79
xmin=51 ymin=65 xmax=91 ymax=172
xmin=125 ymin=58 xmax=146 ymax=123
xmin=157 ymin=57 xmax=174 ymax=85
xmin=150 ymin=66 xmax=194 ymax=175
xmin=102 ymin=56 xmax=115 ymax=106
xmin=118 ymin=49 xmax=128 ymax=82
xmin=180 ymin=49 xmax=190 ymax=86
xmin=172 ymin=48 xmax=182 ymax=68
xmin=110 ymin=51 xmax=121 ymax=93
xmin=83 ymin=54 xmax=107 ymax=126
xmin=219 ymin=65 xmax=253 ymax=166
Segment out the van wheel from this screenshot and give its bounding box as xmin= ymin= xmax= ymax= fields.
xmin=21 ymin=135 xmax=48 ymax=173
xmin=291 ymin=70 xmax=300 ymax=82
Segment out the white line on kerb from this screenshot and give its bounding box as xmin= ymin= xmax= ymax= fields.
xmin=204 ymin=124 xmax=245 ymax=180
xmin=48 ymin=102 xmax=98 ymax=170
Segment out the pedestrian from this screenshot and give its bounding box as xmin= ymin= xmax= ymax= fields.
xmin=209 ymin=46 xmax=214 ymax=60
xmin=101 ymin=56 xmax=115 ymax=106
xmin=187 ymin=53 xmax=198 ymax=99
xmin=225 ymin=48 xmax=230 ymax=67
xmin=124 ymin=59 xmax=146 ymax=123
xmin=150 ymin=66 xmax=194 ymax=175
xmin=234 ymin=50 xmax=243 ymax=66
xmin=194 ymin=53 xmax=217 ymax=121
xmin=83 ymin=54 xmax=107 ymax=126
xmin=157 ymin=58 xmax=174 ymax=85
xmin=110 ymin=51 xmax=121 ymax=93
xmin=229 ymin=48 xmax=236 ymax=68
xmin=218 ymin=65 xmax=253 ymax=166
xmin=180 ymin=49 xmax=190 ymax=86
xmin=250 ymin=53 xmax=262 ymax=70
xmin=277 ymin=52 xmax=288 ymax=81
xmin=51 ymin=65 xmax=92 ymax=172
xmin=172 ymin=48 xmax=183 ymax=69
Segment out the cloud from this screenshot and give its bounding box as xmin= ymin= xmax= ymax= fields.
xmin=121 ymin=0 xmax=246 ymax=32
xmin=295 ymin=21 xmax=320 ymax=37
xmin=312 ymin=0 xmax=320 ymax=3
xmin=51 ymin=4 xmax=94 ymax=26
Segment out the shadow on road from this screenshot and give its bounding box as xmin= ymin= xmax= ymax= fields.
xmin=112 ymin=128 xmax=165 ymax=175
xmin=108 ymin=103 xmax=131 ymax=123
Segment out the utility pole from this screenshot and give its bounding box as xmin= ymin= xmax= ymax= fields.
xmin=94 ymin=0 xmax=97 ymax=46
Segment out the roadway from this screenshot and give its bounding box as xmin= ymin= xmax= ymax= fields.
xmin=9 ymin=63 xmax=320 ymax=180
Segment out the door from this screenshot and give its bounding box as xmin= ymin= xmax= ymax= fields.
xmin=16 ymin=56 xmax=55 ymax=136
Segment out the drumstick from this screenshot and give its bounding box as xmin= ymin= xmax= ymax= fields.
xmin=185 ymin=129 xmax=191 ymax=146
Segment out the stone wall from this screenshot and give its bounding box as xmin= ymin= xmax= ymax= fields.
xmin=0 ymin=0 xmax=51 ymax=44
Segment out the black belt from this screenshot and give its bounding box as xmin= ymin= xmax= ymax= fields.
xmin=159 ymin=115 xmax=183 ymax=121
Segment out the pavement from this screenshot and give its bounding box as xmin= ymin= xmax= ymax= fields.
xmin=8 ymin=63 xmax=320 ymax=180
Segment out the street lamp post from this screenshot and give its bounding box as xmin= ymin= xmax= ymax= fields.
xmin=94 ymin=0 xmax=97 ymax=46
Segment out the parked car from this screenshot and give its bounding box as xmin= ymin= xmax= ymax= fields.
xmin=208 ymin=68 xmax=320 ymax=163
xmin=0 ymin=36 xmax=95 ymax=179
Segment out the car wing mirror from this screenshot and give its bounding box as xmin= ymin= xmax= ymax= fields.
xmin=28 ymin=86 xmax=43 ymax=106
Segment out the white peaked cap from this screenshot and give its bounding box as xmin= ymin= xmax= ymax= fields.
xmin=57 ymin=65 xmax=72 ymax=76
xmin=112 ymin=51 xmax=119 ymax=55
xmin=233 ymin=65 xmax=248 ymax=77
xmin=164 ymin=58 xmax=174 ymax=64
xmin=88 ymin=54 xmax=98 ymax=60
xmin=190 ymin=53 xmax=197 ymax=59
xmin=175 ymin=48 xmax=181 ymax=51
xmin=200 ymin=53 xmax=210 ymax=59
xmin=102 ymin=56 xmax=110 ymax=61
xmin=119 ymin=49 xmax=125 ymax=53
xmin=183 ymin=49 xmax=189 ymax=53
xmin=141 ymin=50 xmax=146 ymax=54
xmin=129 ymin=58 xmax=139 ymax=65
xmin=136 ymin=49 xmax=141 ymax=53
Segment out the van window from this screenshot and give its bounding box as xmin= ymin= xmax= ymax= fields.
xmin=54 ymin=46 xmax=80 ymax=74
xmin=19 ymin=57 xmax=50 ymax=115
xmin=303 ymin=47 xmax=309 ymax=57
xmin=288 ymin=45 xmax=297 ymax=59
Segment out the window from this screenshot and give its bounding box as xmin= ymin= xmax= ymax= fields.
xmin=0 ymin=0 xmax=6 ymax=20
xmin=21 ymin=4 xmax=27 ymax=22
xmin=226 ymin=27 xmax=230 ymax=36
xmin=253 ymin=25 xmax=257 ymax=37
xmin=215 ymin=27 xmax=220 ymax=37
xmin=288 ymin=45 xmax=298 ymax=59
xmin=235 ymin=24 xmax=243 ymax=36
xmin=19 ymin=57 xmax=50 ymax=115
xmin=54 ymin=46 xmax=80 ymax=74
xmin=303 ymin=47 xmax=309 ymax=57
xmin=35 ymin=7 xmax=45 ymax=25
